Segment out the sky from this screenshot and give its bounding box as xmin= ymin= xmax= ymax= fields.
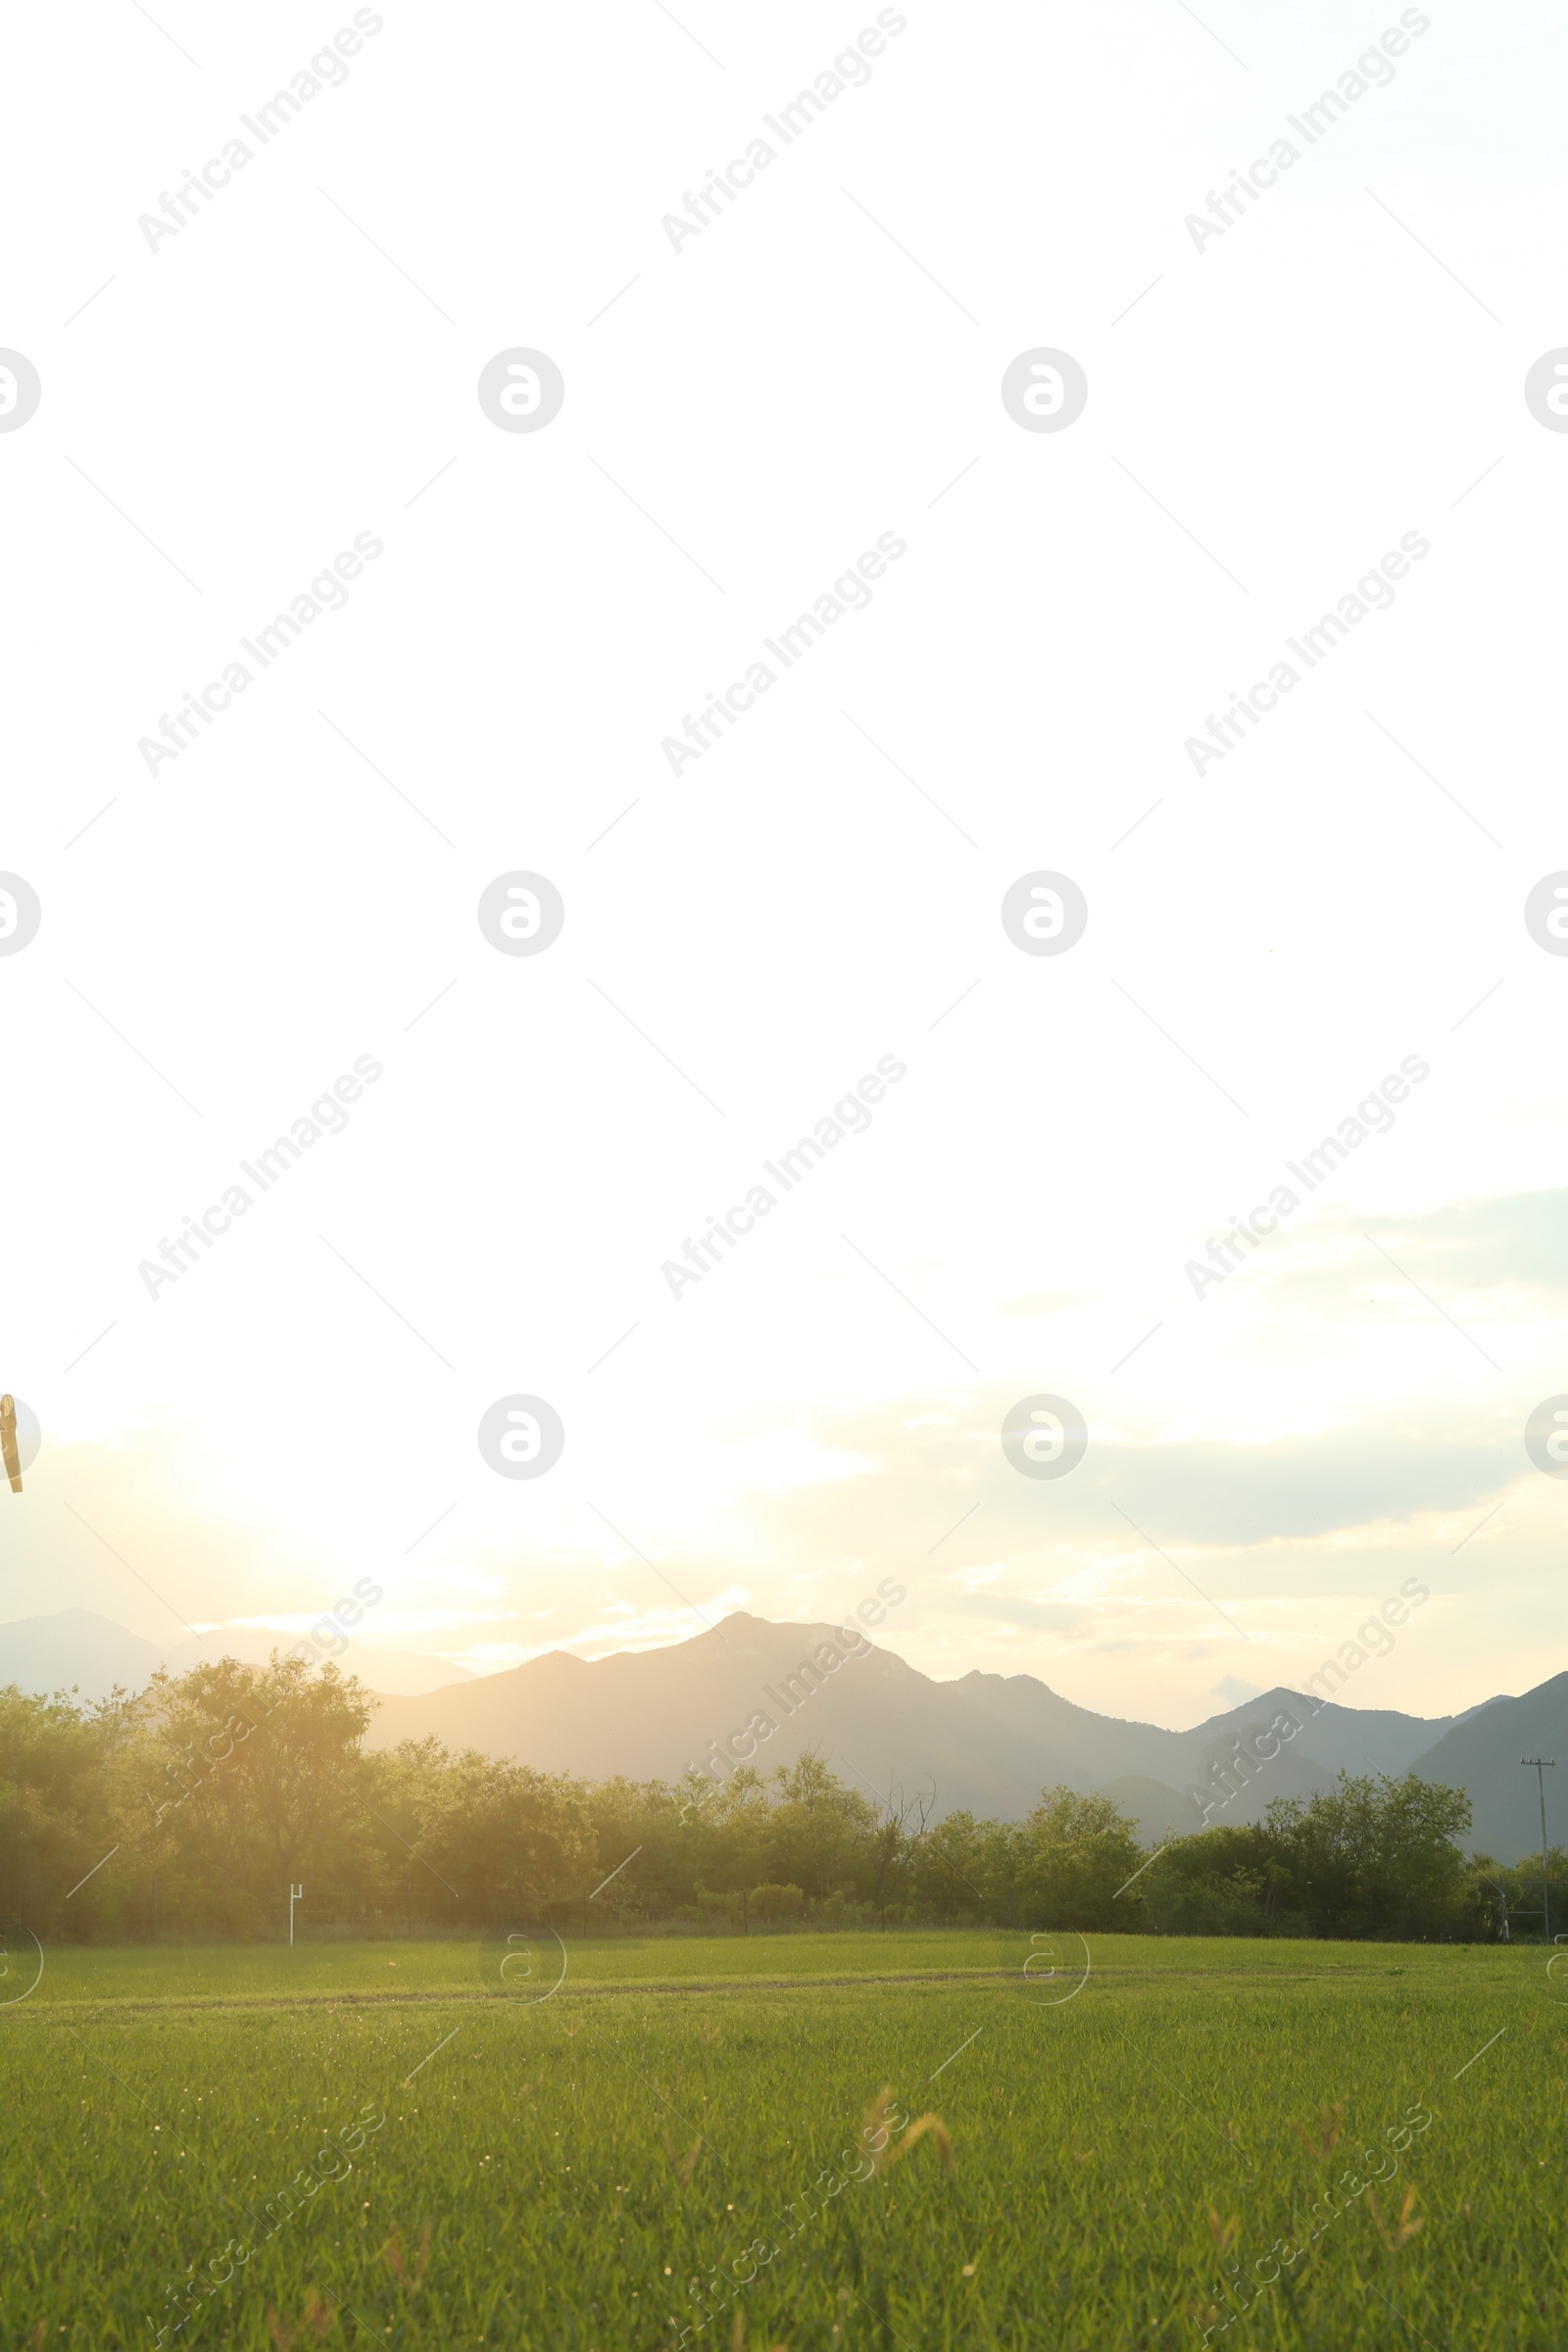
xmin=2 ymin=0 xmax=1566 ymax=1734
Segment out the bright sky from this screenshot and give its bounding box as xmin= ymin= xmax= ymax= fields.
xmin=3 ymin=0 xmax=1565 ymax=1733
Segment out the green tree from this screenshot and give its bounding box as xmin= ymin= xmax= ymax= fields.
xmin=0 ymin=1670 xmax=1492 ymax=1945
xmin=1261 ymin=1772 xmax=1472 ymax=1937
xmin=761 ymin=1751 xmax=878 ymax=1899
xmin=0 ymin=1685 xmax=125 ymax=1939
xmin=1014 ymin=1788 xmax=1147 ymax=1930
xmin=110 ymin=1654 xmax=380 ymax=1936
xmin=911 ymin=1808 xmax=1009 ymax=1922
xmin=361 ymin=1738 xmax=592 ymax=1927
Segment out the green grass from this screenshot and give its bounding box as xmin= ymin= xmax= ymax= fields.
xmin=3 ymin=1932 xmax=1562 ymax=2349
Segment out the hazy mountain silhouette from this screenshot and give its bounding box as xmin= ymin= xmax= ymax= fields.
xmin=362 ymin=1612 xmax=1471 ymax=1828
xmin=0 ymin=1608 xmax=170 ymax=1701
xmin=0 ymin=1607 xmax=473 ymax=1701
xmin=1410 ymin=1672 xmax=1568 ymax=1858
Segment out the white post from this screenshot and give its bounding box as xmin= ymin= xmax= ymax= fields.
xmin=289 ymin=1883 xmax=303 ymax=1946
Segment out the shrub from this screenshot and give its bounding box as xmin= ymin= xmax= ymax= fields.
xmin=747 ymin=1882 xmax=805 ymax=1923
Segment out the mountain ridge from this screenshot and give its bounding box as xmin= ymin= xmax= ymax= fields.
xmin=0 ymin=1606 xmax=473 ymax=1700
xmin=3 ymin=1605 xmax=1560 ymax=1854
xmin=356 ymin=1610 xmax=1467 ymax=1829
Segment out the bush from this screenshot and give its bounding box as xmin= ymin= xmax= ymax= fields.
xmin=747 ymin=1882 xmax=805 ymax=1923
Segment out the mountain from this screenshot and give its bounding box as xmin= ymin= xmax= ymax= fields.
xmin=16 ymin=1606 xmax=1556 ymax=1854
xmin=1097 ymin=1776 xmax=1201 ymax=1844
xmin=0 ymin=1608 xmax=473 ymax=1702
xmin=363 ymin=1612 xmax=1462 ymax=1830
xmin=0 ymin=1609 xmax=169 ymax=1702
xmin=162 ymin=1628 xmax=475 ymax=1697
xmin=1409 ymin=1677 xmax=1568 ymax=1859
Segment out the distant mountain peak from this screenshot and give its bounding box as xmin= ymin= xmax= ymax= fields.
xmin=357 ymin=1610 xmax=1489 ymax=1826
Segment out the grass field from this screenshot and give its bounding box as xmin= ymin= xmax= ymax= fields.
xmin=3 ymin=1930 xmax=1560 ymax=2349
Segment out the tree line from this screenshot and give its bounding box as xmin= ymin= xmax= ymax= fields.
xmin=0 ymin=1655 xmax=1548 ymax=1943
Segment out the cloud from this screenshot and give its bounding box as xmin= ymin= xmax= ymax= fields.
xmin=1258 ymin=1190 xmax=1568 ymax=1311
xmin=234 ymin=1609 xmax=514 ymax=1636
xmin=732 ymin=1392 xmax=1518 ymax=1561
xmin=1211 ymin=1674 xmax=1264 ymax=1705
xmin=948 ymin=1592 xmax=1095 ymax=1634
xmin=1079 ymin=1430 xmax=1512 ymax=1548
xmin=1365 ymin=1191 xmax=1568 ymax=1293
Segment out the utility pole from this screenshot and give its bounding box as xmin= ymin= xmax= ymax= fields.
xmin=289 ymin=1882 xmax=303 ymax=1947
xmin=1522 ymin=1759 xmax=1556 ymax=1941
xmin=151 ymin=1871 xmax=157 ymax=1945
